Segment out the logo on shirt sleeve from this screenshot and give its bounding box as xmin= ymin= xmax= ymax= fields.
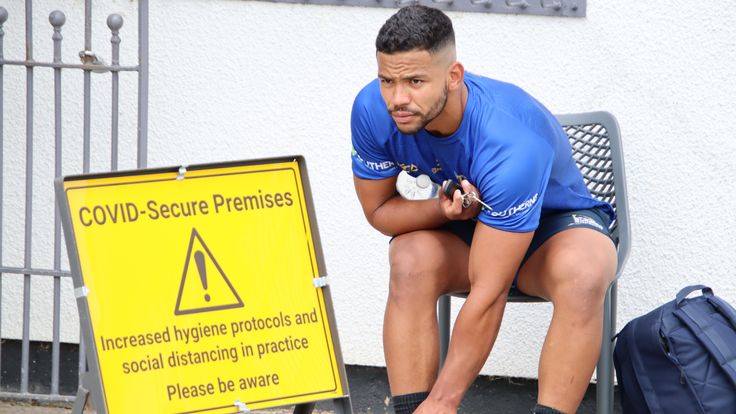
xmin=488 ymin=193 xmax=539 ymax=218
xmin=352 ymin=147 xmax=396 ymax=171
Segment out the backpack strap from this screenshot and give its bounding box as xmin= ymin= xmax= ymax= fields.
xmin=707 ymin=296 xmax=736 ymax=331
xmin=676 ymin=300 xmax=736 ymax=388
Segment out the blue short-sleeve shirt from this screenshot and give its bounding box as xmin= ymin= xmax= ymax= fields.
xmin=351 ymin=72 xmax=614 ymax=233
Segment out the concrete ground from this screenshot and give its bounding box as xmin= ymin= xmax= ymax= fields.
xmin=0 ymin=402 xmax=68 ymax=414
xmin=0 ymin=365 xmax=620 ymax=413
xmin=0 ymin=401 xmax=333 ymax=414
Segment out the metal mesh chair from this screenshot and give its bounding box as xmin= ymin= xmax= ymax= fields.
xmin=437 ymin=111 xmax=631 ymax=414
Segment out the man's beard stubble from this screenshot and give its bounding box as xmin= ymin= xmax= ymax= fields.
xmin=390 ymin=84 xmax=448 ymax=135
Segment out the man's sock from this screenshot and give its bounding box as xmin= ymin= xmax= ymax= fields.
xmin=532 ymin=403 xmax=568 ymax=414
xmin=392 ymin=391 xmax=430 ymax=414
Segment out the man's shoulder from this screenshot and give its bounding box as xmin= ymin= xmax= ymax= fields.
xmin=352 ymin=79 xmax=392 ymax=126
xmin=354 ymin=78 xmax=382 ymax=108
xmin=467 ymin=72 xmax=559 ymax=137
xmin=465 ymin=72 xmax=529 ymax=100
xmin=351 ymin=79 xmax=396 ymax=143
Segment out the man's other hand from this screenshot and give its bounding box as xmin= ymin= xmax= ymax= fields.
xmin=414 ymin=398 xmax=458 ymax=414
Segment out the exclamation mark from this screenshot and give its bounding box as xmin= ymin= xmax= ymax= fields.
xmin=195 ymin=251 xmax=210 ymax=302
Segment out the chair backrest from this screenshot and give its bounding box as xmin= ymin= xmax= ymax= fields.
xmin=556 ymin=112 xmax=631 ymax=277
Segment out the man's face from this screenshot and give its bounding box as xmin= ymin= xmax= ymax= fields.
xmin=377 ymin=49 xmax=450 ymax=135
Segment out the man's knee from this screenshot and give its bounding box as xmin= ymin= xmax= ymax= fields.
xmin=388 ymin=233 xmax=445 ymax=305
xmin=547 ymin=250 xmax=615 ymax=315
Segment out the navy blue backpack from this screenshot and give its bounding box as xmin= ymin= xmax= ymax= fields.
xmin=613 ymin=285 xmax=736 ymax=413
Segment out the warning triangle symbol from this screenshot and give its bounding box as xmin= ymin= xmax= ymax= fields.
xmin=174 ymin=228 xmax=244 ymax=315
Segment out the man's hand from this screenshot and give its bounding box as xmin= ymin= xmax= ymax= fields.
xmin=414 ymin=397 xmax=458 ymax=414
xmin=440 ymin=179 xmax=482 ymax=221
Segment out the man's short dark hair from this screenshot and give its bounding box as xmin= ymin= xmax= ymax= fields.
xmin=376 ymin=5 xmax=455 ymax=54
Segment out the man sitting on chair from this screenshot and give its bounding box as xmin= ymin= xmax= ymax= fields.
xmin=350 ymin=5 xmax=617 ymax=414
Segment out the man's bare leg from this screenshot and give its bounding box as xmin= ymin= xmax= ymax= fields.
xmin=384 ymin=229 xmax=471 ymax=395
xmin=516 ymin=228 xmax=617 ymax=414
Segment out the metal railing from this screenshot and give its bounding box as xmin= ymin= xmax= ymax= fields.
xmin=0 ymin=0 xmax=148 ymax=403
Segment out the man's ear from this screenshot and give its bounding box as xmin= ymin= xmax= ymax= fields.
xmin=447 ymin=61 xmax=465 ymax=92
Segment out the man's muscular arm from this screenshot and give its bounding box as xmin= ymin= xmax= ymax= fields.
xmin=415 ymin=224 xmax=533 ymax=413
xmin=353 ymin=175 xmax=450 ymax=236
xmin=354 ymin=175 xmax=481 ymax=236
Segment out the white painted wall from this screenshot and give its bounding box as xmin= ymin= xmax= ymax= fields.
xmin=2 ymin=0 xmax=735 ymax=380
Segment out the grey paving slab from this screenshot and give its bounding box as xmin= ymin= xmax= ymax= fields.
xmin=0 ymin=401 xmax=334 ymax=414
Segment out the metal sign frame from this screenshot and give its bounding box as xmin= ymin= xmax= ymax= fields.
xmin=55 ymin=156 xmax=352 ymax=414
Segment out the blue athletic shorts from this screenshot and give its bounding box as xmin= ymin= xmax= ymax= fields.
xmin=439 ymin=207 xmax=613 ymax=267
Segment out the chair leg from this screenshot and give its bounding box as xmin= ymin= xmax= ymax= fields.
xmin=596 ymin=282 xmax=617 ymax=414
xmin=438 ymin=295 xmax=451 ymax=368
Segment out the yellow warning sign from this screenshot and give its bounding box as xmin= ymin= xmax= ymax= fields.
xmin=60 ymin=159 xmax=346 ymax=413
